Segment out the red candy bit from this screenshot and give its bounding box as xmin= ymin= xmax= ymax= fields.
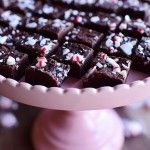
xmin=101 ymin=53 xmax=107 ymax=60
xmin=41 ymin=47 xmax=47 ymax=53
xmin=70 ymin=54 xmax=84 ymax=62
xmin=75 ymin=16 xmax=82 ymax=23
xmin=36 ymin=57 xmax=47 ymax=68
xmin=113 ymin=66 xmax=121 ymax=72
xmin=137 ymin=28 xmax=144 ymax=34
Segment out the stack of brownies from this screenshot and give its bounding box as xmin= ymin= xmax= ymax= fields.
xmin=0 ymin=0 xmax=149 ymax=88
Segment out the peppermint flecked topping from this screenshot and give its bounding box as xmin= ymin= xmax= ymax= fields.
xmin=62 ymin=42 xmax=87 ymax=63
xmin=136 ymin=37 xmax=150 ymax=64
xmin=96 ymin=53 xmax=130 ymax=78
xmin=52 ymin=19 xmax=72 ymax=29
xmin=63 ymin=48 xmax=85 ymax=63
xmin=25 ymin=37 xmax=38 ymax=46
xmin=104 ymin=33 xmax=137 ymax=56
xmin=119 ymin=15 xmax=150 ymax=36
xmin=1 ymin=11 xmax=22 ymax=28
xmin=17 ymin=0 xmax=35 ymax=10
xmin=51 ymin=62 xmax=69 ymax=80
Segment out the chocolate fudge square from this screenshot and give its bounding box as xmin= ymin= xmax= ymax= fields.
xmin=119 ymin=15 xmax=150 ymax=38
xmin=95 ymin=0 xmax=123 ymax=13
xmin=41 ymin=19 xmax=74 ymax=40
xmin=19 ymin=16 xmax=51 ymax=34
xmin=25 ymin=57 xmax=70 ymax=87
xmin=88 ymin=12 xmax=122 ymax=32
xmin=99 ymin=32 xmax=137 ymax=58
xmin=83 ymin=52 xmax=131 ymax=88
xmin=65 ymin=27 xmax=104 ymax=49
xmin=121 ymin=0 xmax=149 ymax=19
xmin=132 ymin=37 xmax=150 ymax=73
xmin=0 ymin=10 xmax=23 ymax=28
xmin=0 ymin=45 xmax=29 ymax=80
xmin=52 ymin=42 xmax=94 ymax=78
xmin=14 ymin=32 xmax=58 ymax=57
xmin=34 ymin=3 xmax=66 ymax=19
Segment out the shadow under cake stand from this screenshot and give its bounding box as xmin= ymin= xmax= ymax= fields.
xmin=0 ymin=70 xmax=150 ymax=150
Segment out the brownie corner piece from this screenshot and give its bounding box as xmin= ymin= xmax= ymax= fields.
xmin=25 ymin=57 xmax=70 ymax=87
xmin=0 ymin=45 xmax=29 ymax=80
xmin=99 ymin=32 xmax=138 ymax=58
xmin=41 ymin=19 xmax=74 ymax=40
xmin=119 ymin=15 xmax=150 ymax=38
xmin=52 ymin=42 xmax=94 ymax=78
xmin=132 ymin=37 xmax=150 ymax=73
xmin=65 ymin=26 xmax=104 ymax=49
xmin=14 ymin=32 xmax=58 ymax=57
xmin=82 ymin=52 xmax=131 ymax=88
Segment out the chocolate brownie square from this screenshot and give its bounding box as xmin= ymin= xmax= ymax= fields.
xmin=119 ymin=15 xmax=150 ymax=38
xmin=34 ymin=3 xmax=66 ymax=19
xmin=82 ymin=52 xmax=131 ymax=88
xmin=52 ymin=42 xmax=94 ymax=78
xmin=40 ymin=19 xmax=74 ymax=40
xmin=99 ymin=32 xmax=138 ymax=58
xmin=25 ymin=57 xmax=70 ymax=87
xmin=121 ymin=0 xmax=149 ymax=19
xmin=19 ymin=16 xmax=51 ymax=34
xmin=65 ymin=27 xmax=104 ymax=49
xmin=65 ymin=10 xmax=122 ymax=32
xmin=14 ymin=32 xmax=58 ymax=57
xmin=0 ymin=10 xmax=23 ymax=28
xmin=95 ymin=0 xmax=123 ymax=13
xmin=88 ymin=12 xmax=122 ymax=32
xmin=132 ymin=37 xmax=150 ymax=73
xmin=0 ymin=45 xmax=29 ymax=80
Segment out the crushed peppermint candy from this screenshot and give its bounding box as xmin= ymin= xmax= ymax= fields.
xmin=102 ymin=33 xmax=137 ymax=56
xmin=96 ymin=53 xmax=130 ymax=78
xmin=36 ymin=57 xmax=47 ymax=68
xmin=6 ymin=56 xmax=16 ymax=65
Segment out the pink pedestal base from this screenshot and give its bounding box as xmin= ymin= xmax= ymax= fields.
xmin=32 ymin=110 xmax=124 ymax=150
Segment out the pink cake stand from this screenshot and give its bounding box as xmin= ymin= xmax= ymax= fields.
xmin=0 ymin=70 xmax=150 ymax=150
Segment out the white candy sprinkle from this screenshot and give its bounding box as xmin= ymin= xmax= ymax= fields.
xmin=105 ymin=39 xmax=113 ymax=48
xmin=26 ymin=22 xmax=37 ymax=28
xmin=120 ymin=42 xmax=134 ymax=56
xmin=96 ymin=62 xmax=103 ymax=69
xmin=90 ymin=16 xmax=99 ymax=23
xmin=119 ymin=23 xmax=127 ymax=30
xmin=0 ymin=36 xmax=7 ymax=44
xmin=6 ymin=56 xmax=16 ymax=65
xmin=125 ymin=15 xmax=131 ymax=23
xmin=25 ymin=37 xmax=38 ymax=46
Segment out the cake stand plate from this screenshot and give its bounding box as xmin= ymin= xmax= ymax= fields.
xmin=0 ymin=70 xmax=149 ymax=150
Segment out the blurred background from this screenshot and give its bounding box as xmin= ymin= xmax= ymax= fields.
xmin=0 ymin=96 xmax=150 ymax=150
